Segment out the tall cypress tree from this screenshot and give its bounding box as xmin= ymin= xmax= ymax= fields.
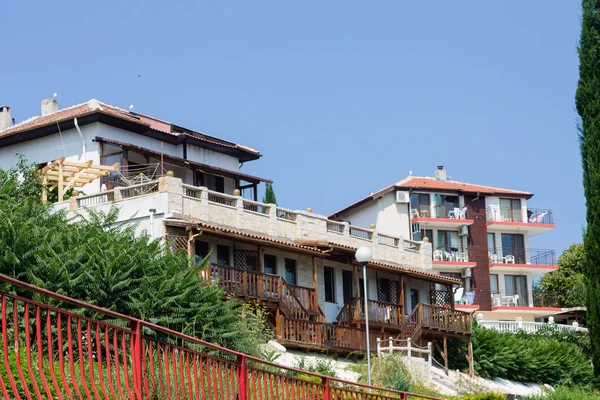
xmin=575 ymin=0 xmax=600 ymax=380
xmin=263 ymin=183 xmax=277 ymax=205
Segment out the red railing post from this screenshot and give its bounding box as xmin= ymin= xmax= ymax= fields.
xmin=322 ymin=376 xmax=331 ymax=400
xmin=237 ymin=355 xmax=248 ymax=400
xmin=131 ymin=321 xmax=143 ymax=399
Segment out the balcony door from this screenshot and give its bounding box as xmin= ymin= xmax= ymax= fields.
xmin=504 ymin=275 xmax=528 ymax=306
xmin=410 ymin=193 xmax=430 ymax=216
xmin=501 ymin=234 xmax=525 ymax=264
xmin=342 ymin=270 xmax=353 ymax=303
xmin=437 ymin=230 xmax=461 ymax=253
xmin=499 ymin=198 xmax=522 ymax=222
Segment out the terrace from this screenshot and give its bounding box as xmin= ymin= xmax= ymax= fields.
xmin=486 ymin=207 xmax=555 ymax=236
xmin=58 ymin=176 xmax=433 ymax=268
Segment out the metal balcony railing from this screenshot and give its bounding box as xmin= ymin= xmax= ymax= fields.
xmin=486 ymin=207 xmax=553 ymax=225
xmin=488 ymin=248 xmax=557 ymax=266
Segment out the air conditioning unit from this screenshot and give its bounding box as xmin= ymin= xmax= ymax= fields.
xmin=458 ymin=225 xmax=469 ymax=236
xmin=395 ymin=190 xmax=410 ymax=203
xmin=411 ymin=223 xmax=421 ymax=234
xmin=461 ymin=268 xmax=472 ymax=279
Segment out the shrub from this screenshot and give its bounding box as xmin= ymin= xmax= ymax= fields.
xmin=443 ymin=325 xmax=594 ymax=387
xmin=521 ymin=385 xmax=600 ymax=400
xmin=295 ymin=356 xmax=338 ymax=378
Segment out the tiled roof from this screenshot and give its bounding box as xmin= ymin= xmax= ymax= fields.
xmin=0 ymin=100 xmax=145 ymax=137
xmin=327 ymin=242 xmax=461 ymax=284
xmin=0 ymin=99 xmax=261 ymax=157
xmin=397 ymin=176 xmax=531 ymax=196
xmin=164 ymin=218 xmax=324 ymax=254
xmin=330 ymin=175 xmax=532 ymax=218
xmin=165 ymin=218 xmax=458 ymax=284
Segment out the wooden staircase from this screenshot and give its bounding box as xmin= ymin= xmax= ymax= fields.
xmin=398 ymin=303 xmax=424 ymax=343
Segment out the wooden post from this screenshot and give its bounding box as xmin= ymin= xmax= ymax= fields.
xmin=57 ymin=159 xmax=64 ymax=202
xmin=353 ymin=263 xmax=359 ymax=298
xmin=312 ymin=256 xmax=318 ymax=310
xmin=41 ymin=174 xmax=48 ymax=202
xmin=257 ymin=245 xmax=262 ymax=272
xmin=446 ymin=284 xmax=455 ymax=309
xmin=468 ymin=340 xmax=474 ymax=377
xmin=399 ymin=276 xmax=405 ymax=323
xmin=443 ymin=336 xmax=448 ymax=375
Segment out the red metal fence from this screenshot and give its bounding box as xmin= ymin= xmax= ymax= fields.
xmin=0 ymin=273 xmax=441 ymax=399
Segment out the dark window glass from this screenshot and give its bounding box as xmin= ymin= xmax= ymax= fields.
xmin=216 ymin=245 xmax=230 ymax=266
xmin=324 ymin=267 xmax=336 ymax=303
xmin=410 ymin=289 xmax=419 ymax=309
xmin=195 ymin=241 xmax=210 ymax=264
xmin=342 ymin=270 xmax=353 ymax=303
xmin=284 ymin=259 xmax=297 ymax=285
xmin=264 ymin=254 xmax=277 ymax=275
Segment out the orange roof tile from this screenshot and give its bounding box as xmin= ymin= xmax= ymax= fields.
xmin=330 ymin=175 xmax=532 ymax=218
xmin=0 ymin=100 xmax=146 ymax=138
xmin=397 ymin=176 xmax=531 ymax=196
xmin=0 ymin=99 xmax=261 ymax=158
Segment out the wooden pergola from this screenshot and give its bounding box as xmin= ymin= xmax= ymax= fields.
xmin=41 ymin=157 xmax=119 ymax=202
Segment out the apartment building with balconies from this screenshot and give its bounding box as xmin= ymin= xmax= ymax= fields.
xmin=330 ymin=166 xmax=559 ymax=322
xmin=0 ymin=97 xmax=471 ymax=356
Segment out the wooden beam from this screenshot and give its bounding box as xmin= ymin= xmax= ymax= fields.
xmin=57 ymin=159 xmax=64 ymax=202
xmin=443 ymin=336 xmax=448 ymax=375
xmin=399 ymin=276 xmax=405 ymax=323
xmin=353 ymin=262 xmax=359 ymax=298
xmin=468 ymin=340 xmax=474 ymax=377
xmin=41 ymin=174 xmax=47 ymax=203
xmin=257 ymin=245 xmax=262 ymax=272
xmin=312 ymin=256 xmax=318 ymax=290
xmin=446 ymin=284 xmax=455 ymax=309
xmin=59 ymin=160 xmax=119 ymax=171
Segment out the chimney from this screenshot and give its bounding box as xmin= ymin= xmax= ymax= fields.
xmin=41 ymin=95 xmax=58 ymax=116
xmin=0 ymin=105 xmax=11 ymax=130
xmin=435 ymin=165 xmax=447 ymax=181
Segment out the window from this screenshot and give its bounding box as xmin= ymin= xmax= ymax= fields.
xmin=410 ymin=193 xmax=430 ymax=216
xmin=342 ymin=270 xmax=353 ymax=303
xmin=216 ymin=245 xmax=230 ymax=266
xmin=487 ymin=233 xmax=496 ymax=255
xmin=196 ymin=173 xmax=225 ymax=193
xmin=490 ymin=274 xmax=499 ymax=294
xmin=504 ymin=275 xmax=528 ymax=306
xmin=195 ymin=241 xmax=210 ymax=264
xmin=413 ymin=229 xmax=433 ymax=243
xmin=324 ymin=267 xmax=336 ymax=303
xmin=500 ymin=198 xmax=522 ymax=222
xmin=284 ymin=259 xmax=297 ymax=285
xmin=440 ymin=272 xmax=461 ymax=290
xmin=359 ymin=278 xmax=366 ymax=299
xmin=410 ymin=289 xmax=419 ymax=310
xmin=501 ymin=234 xmax=525 ymax=264
xmin=264 ymin=254 xmax=277 ymax=275
xmin=436 ymin=230 xmax=461 ymax=253
xmin=378 ymin=278 xmax=391 ymax=303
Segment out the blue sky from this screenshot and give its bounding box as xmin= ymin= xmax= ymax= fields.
xmin=1 ymin=1 xmax=582 ymax=255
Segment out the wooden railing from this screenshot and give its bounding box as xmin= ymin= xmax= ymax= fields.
xmin=289 ymin=284 xmax=320 ymax=315
xmin=277 ymin=316 xmax=386 ymax=352
xmin=210 ymin=264 xmax=318 ymax=321
xmin=337 ymin=298 xmax=404 ymax=327
xmin=419 ymin=303 xmax=472 ymax=334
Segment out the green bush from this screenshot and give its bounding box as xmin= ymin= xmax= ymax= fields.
xmin=295 ymin=356 xmax=338 ymax=378
xmin=442 ymin=324 xmax=594 ymax=387
xmin=0 ymin=157 xmax=269 ymax=356
xmin=448 ymin=394 xmax=506 ymax=400
xmin=522 ymin=385 xmax=600 ymax=400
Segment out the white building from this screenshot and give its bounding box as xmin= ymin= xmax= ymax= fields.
xmin=0 ymin=97 xmax=471 ymax=355
xmin=330 ymin=166 xmax=561 ymax=322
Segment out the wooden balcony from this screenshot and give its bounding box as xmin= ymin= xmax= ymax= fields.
xmin=209 ymin=264 xmax=323 ymax=320
xmin=337 ymin=298 xmax=404 ymax=330
xmin=407 ymin=303 xmax=472 ymax=339
xmin=277 ymin=315 xmax=386 ymax=352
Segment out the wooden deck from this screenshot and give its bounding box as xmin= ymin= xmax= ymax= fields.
xmin=210 ymin=264 xmax=472 ymax=353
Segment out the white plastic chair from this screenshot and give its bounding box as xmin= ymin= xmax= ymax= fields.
xmin=411 ymin=208 xmax=419 ymax=218
xmin=510 ymin=294 xmax=520 ymax=306
xmin=433 ymin=250 xmax=443 ymax=261
xmin=505 ymin=255 xmax=515 ymax=264
xmin=490 ymin=254 xmax=499 ymax=263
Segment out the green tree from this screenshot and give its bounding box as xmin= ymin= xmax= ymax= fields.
xmin=0 ymin=159 xmax=269 ymax=355
xmin=575 ymin=0 xmax=600 ymax=380
xmin=263 ymin=182 xmax=277 ymax=204
xmin=537 ymin=243 xmax=586 ymax=307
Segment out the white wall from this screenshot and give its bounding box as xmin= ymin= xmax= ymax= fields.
xmin=0 ymin=121 xmax=243 ymax=193
xmin=342 ymin=192 xmax=411 ymax=239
